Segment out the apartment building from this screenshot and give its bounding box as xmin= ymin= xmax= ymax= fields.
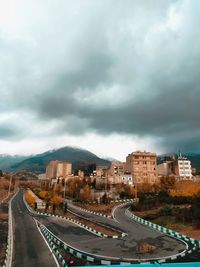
xmin=46 ymin=160 xmax=58 ymax=179
xmin=125 ymin=151 xmax=157 ymax=184
xmin=174 ymin=155 xmax=192 ymax=179
xmin=46 ymin=160 xmax=72 ymax=179
xmin=157 ymin=162 xmax=174 ymax=176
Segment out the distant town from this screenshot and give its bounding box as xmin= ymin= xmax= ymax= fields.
xmin=33 ymin=150 xmax=197 ymax=201
xmin=1 ymin=149 xmax=200 ymax=266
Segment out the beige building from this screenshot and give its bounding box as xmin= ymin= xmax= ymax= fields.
xmin=105 ymin=161 xmax=132 ymax=185
xmin=56 ymin=161 xmax=72 ymax=178
xmin=46 ymin=160 xmax=72 ymax=179
xmin=38 ymin=173 xmax=47 ymax=180
xmin=125 ymin=151 xmax=157 ymax=184
xmin=108 ymin=161 xmax=125 ymax=176
xmin=157 ymin=162 xmax=174 ymax=176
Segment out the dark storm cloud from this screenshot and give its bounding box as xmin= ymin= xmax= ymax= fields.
xmin=1 ymin=0 xmax=200 ymax=152
xmin=0 ymin=123 xmax=21 ymax=140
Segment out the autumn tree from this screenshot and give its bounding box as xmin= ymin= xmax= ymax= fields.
xmin=50 ymin=194 xmax=62 ymax=205
xmin=80 ymin=185 xmax=91 ymax=201
xmin=24 ymin=191 xmax=35 ymax=205
xmin=38 ymin=190 xmax=48 ymax=199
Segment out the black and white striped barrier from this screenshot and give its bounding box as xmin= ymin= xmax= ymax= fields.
xmin=81 ymin=198 xmax=134 ymax=205
xmin=75 ymin=206 xmax=111 ymax=218
xmin=39 ymin=222 xmax=192 ymax=265
xmin=125 ymin=209 xmax=200 ymax=262
xmin=23 ymin=192 xmax=127 ymax=239
xmin=36 ymin=220 xmax=68 ymax=267
xmin=23 ymin=196 xmax=127 ymax=239
xmin=74 ymin=199 xmax=134 ymax=218
xmin=37 ymin=210 xmax=126 ymax=239
xmin=110 ymin=199 xmax=134 ymax=203
xmin=39 ymin=223 xmax=131 ymax=265
xmin=66 ymin=207 xmax=127 ymax=238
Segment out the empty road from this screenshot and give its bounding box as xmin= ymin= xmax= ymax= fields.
xmin=11 ymin=189 xmax=57 ymax=267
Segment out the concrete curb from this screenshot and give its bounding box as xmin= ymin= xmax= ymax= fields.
xmin=75 ymin=206 xmax=111 ymax=218
xmin=72 ymin=198 xmax=134 ymax=219
xmin=38 ymin=221 xmax=193 ymax=265
xmin=67 ymin=207 xmax=127 ymax=238
xmin=38 ymin=222 xmax=130 ymax=265
xmin=37 ymin=210 xmax=126 ymax=239
xmin=23 ymin=193 xmax=126 ymax=239
xmin=125 ymin=209 xmax=200 ymax=263
xmin=110 ymin=198 xmax=134 ymax=203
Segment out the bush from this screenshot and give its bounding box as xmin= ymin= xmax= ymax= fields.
xmin=159 ymin=205 xmax=173 ymax=216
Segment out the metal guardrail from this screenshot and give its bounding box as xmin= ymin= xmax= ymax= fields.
xmin=125 ymin=209 xmax=200 ymax=263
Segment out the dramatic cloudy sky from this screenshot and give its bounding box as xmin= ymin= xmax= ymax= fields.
xmin=0 ymin=0 xmax=200 ymax=160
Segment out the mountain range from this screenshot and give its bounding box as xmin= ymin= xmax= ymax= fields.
xmin=1 ymin=147 xmax=200 ymax=174
xmin=0 ymin=146 xmax=110 ymax=173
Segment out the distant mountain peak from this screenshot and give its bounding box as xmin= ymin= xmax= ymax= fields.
xmin=9 ymin=146 xmax=110 ymax=172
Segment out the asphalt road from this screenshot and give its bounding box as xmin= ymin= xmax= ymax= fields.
xmin=11 ymin=189 xmax=57 ymax=267
xmin=34 ymin=201 xmax=186 ymax=261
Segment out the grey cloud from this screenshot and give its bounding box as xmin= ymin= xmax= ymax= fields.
xmin=0 ymin=0 xmax=200 ymax=152
xmin=0 ymin=123 xmax=21 ymax=140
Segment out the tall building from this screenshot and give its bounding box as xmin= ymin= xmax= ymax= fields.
xmin=46 ymin=160 xmax=58 ymax=179
xmin=157 ymin=162 xmax=174 ymax=176
xmin=105 ymin=161 xmax=132 ymax=185
xmin=56 ymin=161 xmax=72 ymax=178
xmin=174 ymin=154 xmax=192 ymax=179
xmin=46 ymin=160 xmax=72 ymax=179
xmin=125 ymin=151 xmax=157 ymax=183
xmin=106 ymin=161 xmax=125 ymax=176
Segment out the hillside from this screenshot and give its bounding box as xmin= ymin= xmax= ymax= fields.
xmin=11 ymin=146 xmax=110 ymax=173
xmin=0 ymin=155 xmax=28 ymax=171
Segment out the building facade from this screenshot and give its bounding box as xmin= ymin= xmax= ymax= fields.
xmin=157 ymin=162 xmax=174 ymax=176
xmin=46 ymin=160 xmax=72 ymax=179
xmin=125 ymin=151 xmax=157 ymax=183
xmin=174 ymin=155 xmax=192 ymax=179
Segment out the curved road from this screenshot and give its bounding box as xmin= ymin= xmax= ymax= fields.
xmin=11 ymin=190 xmax=187 ymax=263
xmin=35 ymin=198 xmax=186 ymax=262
